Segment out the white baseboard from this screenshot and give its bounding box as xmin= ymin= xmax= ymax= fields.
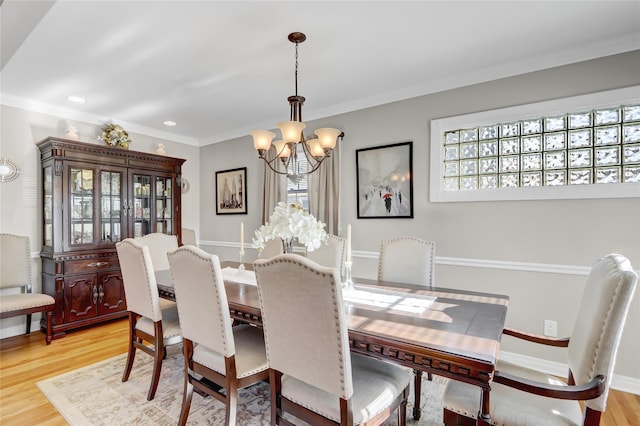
xmin=500 ymin=350 xmax=640 ymax=395
xmin=0 ymin=320 xmax=41 ymax=340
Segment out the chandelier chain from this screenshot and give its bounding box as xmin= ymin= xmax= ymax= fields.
xmin=294 ymin=41 xmax=299 ymax=96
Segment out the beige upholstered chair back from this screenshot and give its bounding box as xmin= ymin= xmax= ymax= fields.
xmin=116 ymin=238 xmax=162 ymax=322
xmin=568 ymin=253 xmax=637 ymax=412
xmin=135 ymin=233 xmax=178 ymax=271
xmin=181 ymin=228 xmax=197 ymax=246
xmin=0 ymin=234 xmax=31 ymax=289
xmin=168 ymin=246 xmax=235 ymax=357
xmin=305 ymin=234 xmax=346 ymax=274
xmin=378 ymin=236 xmax=436 ymax=286
xmin=254 ymin=254 xmax=353 ymax=399
xmin=259 ymin=237 xmax=284 ymax=258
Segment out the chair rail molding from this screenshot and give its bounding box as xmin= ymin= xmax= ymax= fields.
xmin=200 ymin=241 xmax=638 ymax=276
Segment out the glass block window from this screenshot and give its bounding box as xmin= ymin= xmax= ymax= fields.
xmin=440 ymin=102 xmax=640 ymax=192
xmin=430 ymin=87 xmax=640 ymax=202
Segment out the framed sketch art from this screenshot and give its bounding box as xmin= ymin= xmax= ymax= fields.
xmin=356 ymin=141 xmax=413 ymax=219
xmin=215 ymin=167 xmax=247 ymax=215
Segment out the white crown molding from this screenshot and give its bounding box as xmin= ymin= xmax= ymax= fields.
xmin=0 ymin=93 xmax=200 ymax=147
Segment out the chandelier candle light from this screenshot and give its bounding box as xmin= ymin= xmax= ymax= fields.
xmin=344 ymin=224 xmax=353 ymax=290
xmin=251 ymin=32 xmax=344 ymax=184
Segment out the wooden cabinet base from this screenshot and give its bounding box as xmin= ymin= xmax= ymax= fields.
xmin=40 ymin=310 xmax=128 ymax=340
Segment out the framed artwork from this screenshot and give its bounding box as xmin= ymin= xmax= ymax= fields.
xmin=215 ymin=167 xmax=247 ymax=215
xmin=356 ymin=141 xmax=413 ymax=218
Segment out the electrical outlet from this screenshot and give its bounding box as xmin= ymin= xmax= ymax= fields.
xmin=544 ymin=320 xmax=558 ymax=337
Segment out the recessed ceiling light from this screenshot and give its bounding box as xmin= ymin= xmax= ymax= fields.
xmin=163 ymin=120 xmax=177 ymax=127
xmin=67 ymin=95 xmax=85 ymax=103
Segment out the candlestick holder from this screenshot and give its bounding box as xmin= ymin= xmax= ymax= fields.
xmin=343 ymin=261 xmax=354 ymax=291
xmin=238 ymin=251 xmax=245 ymax=271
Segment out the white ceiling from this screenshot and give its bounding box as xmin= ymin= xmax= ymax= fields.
xmin=1 ymin=1 xmax=639 ymax=147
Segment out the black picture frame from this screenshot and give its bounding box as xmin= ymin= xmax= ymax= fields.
xmin=215 ymin=167 xmax=247 ymax=215
xmin=356 ymin=141 xmax=413 ymax=219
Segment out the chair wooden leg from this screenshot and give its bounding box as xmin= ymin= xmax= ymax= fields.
xmin=398 ymin=396 xmax=408 ymax=426
xmin=412 ymin=370 xmax=423 ymax=420
xmin=225 ymin=378 xmax=239 ymax=426
xmin=122 ymin=313 xmax=137 ymax=382
xmin=26 ymin=313 xmax=32 ymax=334
xmin=45 ymin=310 xmax=53 ymax=345
xmin=178 ymin=376 xmax=194 ymax=426
xmin=147 ymin=321 xmax=164 ymax=401
xmin=179 ymin=340 xmax=195 ymax=426
xmin=269 ymin=369 xmax=282 ymax=426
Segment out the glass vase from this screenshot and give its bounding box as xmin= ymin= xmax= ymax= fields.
xmin=282 ymin=238 xmax=294 ymax=254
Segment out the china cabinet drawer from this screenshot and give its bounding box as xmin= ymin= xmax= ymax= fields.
xmin=64 ymin=257 xmax=119 ymax=274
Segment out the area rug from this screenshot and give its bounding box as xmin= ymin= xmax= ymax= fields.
xmin=37 ymin=344 xmax=448 ymax=425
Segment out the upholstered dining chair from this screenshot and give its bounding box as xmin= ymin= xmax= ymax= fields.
xmin=378 ymin=235 xmax=436 ymax=416
xmin=135 ymin=232 xmax=179 ymax=311
xmin=442 ymin=253 xmax=638 ymax=426
xmin=115 ymin=238 xmax=182 ymax=401
xmin=378 ymin=236 xmax=436 ymax=287
xmin=135 ymin=232 xmax=178 ymax=272
xmin=258 ymin=237 xmax=283 ymax=258
xmin=0 ymin=233 xmax=55 ymax=344
xmin=181 ymin=227 xmax=197 ymax=246
xmin=305 ymin=233 xmax=346 ymax=275
xmin=167 ymin=245 xmax=269 ymax=426
xmin=254 ymin=254 xmax=411 ymax=426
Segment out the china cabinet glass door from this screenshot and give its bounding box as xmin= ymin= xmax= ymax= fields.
xmin=43 ymin=166 xmax=54 ymax=247
xmin=132 ymin=174 xmax=152 ymax=237
xmin=69 ymin=167 xmax=94 ymax=246
xmin=155 ymin=176 xmax=173 ymax=235
xmin=100 ymin=170 xmax=125 ymax=243
xmin=130 ymin=171 xmax=175 ymax=237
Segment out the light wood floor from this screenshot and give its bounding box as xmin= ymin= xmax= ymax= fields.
xmin=1 ymin=318 xmax=639 ymax=425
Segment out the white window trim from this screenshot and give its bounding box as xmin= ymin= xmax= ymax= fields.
xmin=430 ymin=86 xmax=640 ymax=202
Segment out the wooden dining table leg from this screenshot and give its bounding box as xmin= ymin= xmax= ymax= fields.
xmin=412 ymin=369 xmax=422 ymax=420
xmin=478 ymin=387 xmax=492 ymax=425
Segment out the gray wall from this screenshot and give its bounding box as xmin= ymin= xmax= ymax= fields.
xmin=197 ymin=51 xmax=640 ymax=388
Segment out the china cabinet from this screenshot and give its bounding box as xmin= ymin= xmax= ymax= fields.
xmin=37 ymin=137 xmax=185 ymax=338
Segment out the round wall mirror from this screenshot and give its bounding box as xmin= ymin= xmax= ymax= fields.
xmin=0 ymin=158 xmax=21 ymax=182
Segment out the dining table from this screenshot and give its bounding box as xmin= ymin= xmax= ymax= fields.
xmin=155 ymin=261 xmax=509 ymax=424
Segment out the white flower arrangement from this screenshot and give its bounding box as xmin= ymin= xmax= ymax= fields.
xmin=253 ymin=202 xmax=327 ymax=252
xmin=98 ymin=121 xmax=132 ymax=149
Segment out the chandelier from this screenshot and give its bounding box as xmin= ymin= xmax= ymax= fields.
xmin=251 ymin=32 xmax=344 ymax=184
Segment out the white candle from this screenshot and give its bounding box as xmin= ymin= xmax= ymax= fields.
xmin=240 ymin=222 xmax=244 ymax=254
xmin=346 ymin=223 xmax=352 ymax=262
